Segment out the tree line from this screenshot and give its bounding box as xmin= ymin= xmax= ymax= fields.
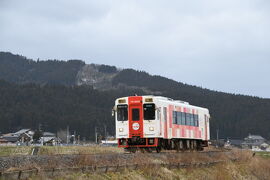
xmin=1 ymin=52 xmax=270 ymax=140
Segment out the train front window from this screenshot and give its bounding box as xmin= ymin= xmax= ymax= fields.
xmin=117 ymin=105 xmax=128 ymax=121
xmin=132 ymin=108 xmax=140 ymax=121
xmin=143 ymin=103 xmax=156 ymax=120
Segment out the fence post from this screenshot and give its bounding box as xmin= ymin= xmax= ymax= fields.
xmin=18 ymin=171 xmax=22 ymax=180
xmin=81 ymin=167 xmax=85 ymax=173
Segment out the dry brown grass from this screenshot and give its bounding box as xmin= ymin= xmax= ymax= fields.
xmin=230 ymin=149 xmax=253 ymax=161
xmin=38 ymin=145 xmax=124 ymax=155
xmin=0 ymin=146 xmax=32 ymax=156
xmin=6 ymin=149 xmax=270 ymax=180
xmin=247 ymin=155 xmax=270 ymax=179
xmin=0 ymin=145 xmax=124 ymax=157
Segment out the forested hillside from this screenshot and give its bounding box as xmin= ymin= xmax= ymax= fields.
xmin=0 ymin=52 xmax=85 ymax=85
xmin=1 ymin=52 xmax=270 ymax=140
xmin=0 ymin=80 xmax=145 ymax=139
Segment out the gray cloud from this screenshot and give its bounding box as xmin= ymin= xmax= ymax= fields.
xmin=1 ymin=0 xmax=270 ymax=97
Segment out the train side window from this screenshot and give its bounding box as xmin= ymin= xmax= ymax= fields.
xmin=177 ymin=112 xmax=181 ymax=125
xmin=191 ymin=113 xmax=194 ymax=126
xmin=180 ymin=112 xmax=182 ymax=125
xmin=190 ymin=113 xmax=192 ymax=126
xmin=195 ymin=115 xmax=199 ymax=127
xmin=181 ymin=112 xmax=185 ymax=125
xmin=193 ymin=114 xmax=197 ymax=126
xmin=187 ymin=113 xmax=191 ymax=126
xmin=117 ymin=105 xmax=128 ymax=121
xmin=190 ymin=113 xmax=193 ymax=126
xmin=143 ymin=104 xmax=155 ymax=120
xmin=173 ymin=111 xmax=177 ymax=124
xmin=132 ymin=108 xmax=140 ymax=121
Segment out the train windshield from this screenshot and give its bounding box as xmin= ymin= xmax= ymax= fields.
xmin=117 ymin=105 xmax=128 ymax=121
xmin=143 ymin=103 xmax=155 ymax=120
xmin=132 ymin=108 xmax=140 ymax=121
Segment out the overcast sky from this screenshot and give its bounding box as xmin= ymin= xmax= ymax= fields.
xmin=1 ymin=0 xmax=270 ymax=98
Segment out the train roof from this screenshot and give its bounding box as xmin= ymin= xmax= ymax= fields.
xmin=116 ymin=95 xmax=209 ymax=112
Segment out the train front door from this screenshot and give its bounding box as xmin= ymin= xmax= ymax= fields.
xmin=128 ymin=97 xmax=143 ymax=138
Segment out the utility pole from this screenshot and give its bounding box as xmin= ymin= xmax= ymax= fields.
xmin=66 ymin=126 xmax=69 ymax=144
xmin=217 ymin=129 xmax=219 ymax=141
xmin=38 ymin=123 xmax=42 ymax=131
xmin=104 ymin=124 xmax=107 ymax=143
xmin=216 ymin=129 xmax=219 ymax=147
xmin=95 ymin=126 xmax=98 ymax=144
xmin=74 ymin=130 xmax=76 ymax=145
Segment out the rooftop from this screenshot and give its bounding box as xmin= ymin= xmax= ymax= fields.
xmin=245 ymin=135 xmax=265 ymax=140
xmin=13 ymin=129 xmax=31 ymax=135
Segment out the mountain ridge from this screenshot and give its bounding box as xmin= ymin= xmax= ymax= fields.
xmin=1 ymin=51 xmax=269 ymax=140
xmin=0 ymin=51 xmax=265 ymax=98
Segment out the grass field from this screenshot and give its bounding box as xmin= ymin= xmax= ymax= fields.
xmin=38 ymin=145 xmax=124 ymax=155
xmin=255 ymin=151 xmax=270 ymax=158
xmin=51 ymin=164 xmax=267 ymax=180
xmin=28 ymin=153 xmax=270 ymax=180
xmin=0 ymin=145 xmax=123 ymax=157
xmin=0 ymin=146 xmax=32 ymax=156
xmin=2 ymin=146 xmax=270 ymax=180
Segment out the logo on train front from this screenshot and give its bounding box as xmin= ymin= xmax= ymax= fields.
xmin=132 ymin=123 xmax=140 ymax=130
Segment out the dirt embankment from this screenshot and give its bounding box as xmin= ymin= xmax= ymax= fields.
xmin=1 ymin=150 xmax=269 ymax=180
xmin=0 ymin=150 xmax=246 ymax=172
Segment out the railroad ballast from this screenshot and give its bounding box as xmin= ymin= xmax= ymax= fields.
xmin=113 ymin=95 xmax=210 ymax=153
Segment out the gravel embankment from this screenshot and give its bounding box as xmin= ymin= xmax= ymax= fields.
xmin=0 ymin=151 xmax=236 ymax=172
xmin=0 ymin=153 xmax=138 ymax=172
xmin=0 ymin=155 xmax=76 ymax=171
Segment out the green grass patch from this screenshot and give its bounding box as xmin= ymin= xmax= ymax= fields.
xmin=0 ymin=146 xmax=32 ymax=156
xmin=255 ymin=151 xmax=270 ymax=158
xmin=38 ymin=146 xmax=123 ymax=155
xmin=0 ymin=146 xmax=123 ymax=156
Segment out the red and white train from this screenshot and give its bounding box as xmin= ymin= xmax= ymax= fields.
xmin=113 ymin=95 xmax=210 ymax=152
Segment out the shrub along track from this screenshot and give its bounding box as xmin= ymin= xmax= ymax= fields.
xmin=0 ymin=150 xmax=248 ymax=180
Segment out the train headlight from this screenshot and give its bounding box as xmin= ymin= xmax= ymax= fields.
xmin=119 ymin=128 xmax=124 ymax=132
xmin=149 ymin=127 xmax=154 ymax=131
